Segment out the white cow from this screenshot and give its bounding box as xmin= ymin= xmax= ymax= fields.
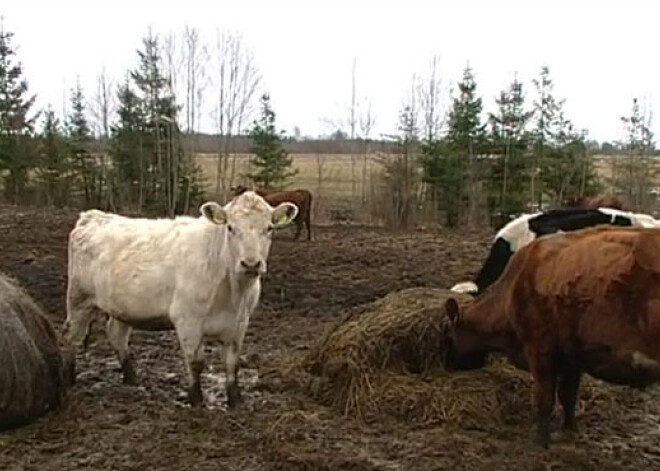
xmin=61 ymin=191 xmax=298 ymax=408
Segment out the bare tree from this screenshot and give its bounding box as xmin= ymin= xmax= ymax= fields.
xmin=162 ymin=32 xmax=181 ymax=216
xmin=213 ymin=30 xmax=261 ymax=200
xmin=162 ymin=26 xmax=211 ymax=213
xmin=180 ymin=26 xmax=210 ymax=136
xmin=89 ymin=66 xmax=115 ymax=138
xmin=349 ymin=57 xmax=358 ymax=200
xmin=359 ymin=99 xmax=375 ymax=202
xmin=88 ymin=67 xmax=116 ymax=208
xmin=417 ymin=55 xmax=446 ymax=141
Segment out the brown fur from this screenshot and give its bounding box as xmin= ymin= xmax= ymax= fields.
xmin=444 ymin=226 xmax=660 ymax=447
xmin=563 ymin=194 xmax=625 ymax=210
xmin=231 ymin=185 xmax=313 ymax=241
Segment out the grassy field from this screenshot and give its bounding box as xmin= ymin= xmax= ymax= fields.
xmin=196 ymin=153 xmax=624 ymax=198
xmin=196 ymin=152 xmax=383 ymax=199
xmin=195 ymin=152 xmax=655 ymax=223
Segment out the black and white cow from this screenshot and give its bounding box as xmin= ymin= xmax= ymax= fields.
xmin=451 ymin=207 xmax=660 ymax=296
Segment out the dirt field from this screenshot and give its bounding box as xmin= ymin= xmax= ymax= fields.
xmin=1 ymin=205 xmax=660 ymax=471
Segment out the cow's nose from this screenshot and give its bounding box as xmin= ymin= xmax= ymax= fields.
xmin=240 ymin=259 xmax=262 ymax=271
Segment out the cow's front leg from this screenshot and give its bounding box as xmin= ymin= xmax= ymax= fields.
xmin=558 ymin=367 xmax=582 ymax=435
xmin=173 ymin=316 xmax=205 ymax=407
xmin=529 ymin=354 xmax=557 ymax=448
xmin=106 ymin=317 xmax=136 ymax=385
xmin=224 ymin=339 xmax=242 ymax=408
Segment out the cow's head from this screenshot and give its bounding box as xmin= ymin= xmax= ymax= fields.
xmin=200 ymin=191 xmax=298 ymax=277
xmin=230 ymin=185 xmax=250 ymax=197
xmin=441 ymin=297 xmax=487 ymax=371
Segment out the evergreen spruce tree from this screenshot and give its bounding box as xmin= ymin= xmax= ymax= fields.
xmin=531 ymin=66 xmax=562 ymax=209
xmin=125 ymin=31 xmax=199 ymax=215
xmin=488 ymin=76 xmax=533 ymax=215
xmin=247 ymin=94 xmax=297 ymax=189
xmin=36 ymin=107 xmax=71 ymax=207
xmin=66 ymin=81 xmax=99 ymax=206
xmin=378 ymin=104 xmax=419 ymax=227
xmin=0 ymin=25 xmax=38 ymax=202
xmin=616 ymin=98 xmax=657 ymax=210
xmin=109 ymin=78 xmax=144 ymax=207
xmin=444 ymin=65 xmax=486 ymax=225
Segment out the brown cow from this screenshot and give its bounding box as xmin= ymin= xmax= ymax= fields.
xmin=563 ymin=194 xmax=625 ymax=210
xmin=231 ymin=185 xmax=313 ymax=241
xmin=442 ymin=225 xmax=660 ymax=447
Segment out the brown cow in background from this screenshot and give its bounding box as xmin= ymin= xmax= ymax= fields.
xmin=231 ymin=185 xmax=313 ymax=241
xmin=563 ymin=194 xmax=625 ymax=210
xmin=443 ymin=225 xmax=660 ymax=447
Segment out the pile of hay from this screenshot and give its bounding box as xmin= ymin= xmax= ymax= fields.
xmin=299 ymin=287 xmax=629 ymax=428
xmin=0 ymin=272 xmax=64 ymax=429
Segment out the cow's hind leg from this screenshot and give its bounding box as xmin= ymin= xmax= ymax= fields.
xmin=61 ymin=287 xmax=96 ymax=386
xmin=172 ymin=315 xmax=205 ymax=406
xmin=293 ymin=219 xmax=303 ymax=240
xmin=558 ymin=367 xmax=582 ymax=434
xmin=305 ymin=209 xmax=312 ymax=241
xmin=106 ymin=318 xmax=137 ymax=385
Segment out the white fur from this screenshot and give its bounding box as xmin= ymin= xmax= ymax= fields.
xmin=63 ymin=191 xmax=298 ymax=402
xmin=632 ymin=213 xmax=660 ymax=228
xmin=495 ymin=212 xmax=541 ymax=251
xmin=596 ymin=206 xmax=660 ymax=228
xmin=450 ymin=281 xmax=479 ymax=294
xmin=597 ymin=207 xmax=634 ymax=223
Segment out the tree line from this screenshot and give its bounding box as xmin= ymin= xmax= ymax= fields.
xmin=0 ymin=25 xmax=294 ymax=215
xmin=378 ymin=63 xmax=657 ymax=227
xmin=0 ymin=23 xmax=656 ymax=225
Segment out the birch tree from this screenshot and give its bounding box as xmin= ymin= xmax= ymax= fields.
xmin=214 ymin=31 xmax=261 ymax=199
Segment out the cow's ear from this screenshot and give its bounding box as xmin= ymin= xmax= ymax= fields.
xmin=201 ymin=202 xmax=228 ymax=225
xmin=272 ymin=202 xmax=299 ymax=228
xmin=445 ymin=298 xmax=462 ymax=325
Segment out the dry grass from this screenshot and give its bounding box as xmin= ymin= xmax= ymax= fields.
xmin=0 ymin=271 xmax=64 ymax=429
xmin=197 ymin=153 xmax=624 ymax=200
xmin=196 ymin=153 xmax=382 ymax=199
xmin=271 ymin=287 xmax=636 ymax=430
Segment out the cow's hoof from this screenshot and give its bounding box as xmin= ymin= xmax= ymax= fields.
xmin=121 ymin=359 xmax=138 ymax=386
xmin=227 ymin=383 xmax=242 ymax=409
xmin=62 ymin=353 xmax=76 ymax=387
xmin=188 ymin=384 xmax=204 ymax=407
xmin=534 ymin=432 xmax=551 ymax=449
xmin=553 ymin=428 xmax=578 ymax=443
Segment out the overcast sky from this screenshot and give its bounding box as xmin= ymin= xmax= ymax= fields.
xmin=2 ymin=0 xmax=659 ymax=142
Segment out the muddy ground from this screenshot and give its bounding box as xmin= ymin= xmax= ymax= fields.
xmin=0 ymin=205 xmax=659 ymax=470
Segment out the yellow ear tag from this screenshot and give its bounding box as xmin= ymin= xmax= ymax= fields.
xmin=274 ymin=211 xmax=289 ymax=226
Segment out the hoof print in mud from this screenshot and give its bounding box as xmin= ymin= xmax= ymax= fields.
xmin=4 ymin=203 xmax=660 ymax=469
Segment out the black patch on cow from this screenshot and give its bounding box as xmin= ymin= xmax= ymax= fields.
xmin=528 ymin=208 xmax=633 ymax=236
xmin=470 ymin=208 xmax=634 ymax=296
xmin=473 ymin=237 xmax=514 ymax=294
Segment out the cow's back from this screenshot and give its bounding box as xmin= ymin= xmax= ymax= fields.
xmin=68 ymin=211 xmax=215 ymax=318
xmin=508 ymin=227 xmax=660 ymax=355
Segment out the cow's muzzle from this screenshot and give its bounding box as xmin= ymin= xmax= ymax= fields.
xmin=240 ymin=259 xmax=264 ymax=277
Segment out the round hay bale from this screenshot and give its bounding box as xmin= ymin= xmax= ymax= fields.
xmin=0 ymin=271 xmax=64 ymax=429
xmin=304 ymin=287 xmax=473 ymax=421
xmin=301 ymin=287 xmax=632 ymax=428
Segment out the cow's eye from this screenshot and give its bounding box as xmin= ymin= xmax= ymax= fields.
xmin=267 ymin=225 xmax=274 ymax=232
xmin=227 ymin=225 xmax=234 ymax=233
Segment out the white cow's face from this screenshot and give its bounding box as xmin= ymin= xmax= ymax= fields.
xmin=201 ymin=191 xmax=298 ymax=277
